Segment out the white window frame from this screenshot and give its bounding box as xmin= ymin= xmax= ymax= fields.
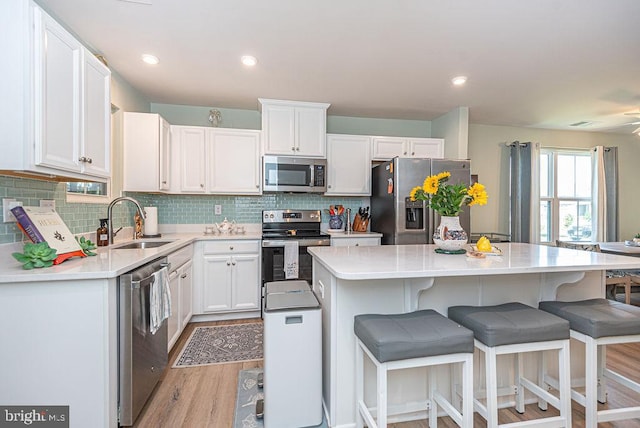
xmin=539 ymin=148 xmax=593 ymax=244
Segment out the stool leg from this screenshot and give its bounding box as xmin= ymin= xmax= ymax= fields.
xmin=429 ymin=366 xmax=437 ymax=427
xmin=558 ymin=340 xmax=572 ymax=427
xmin=377 ymin=361 xmax=388 ymax=427
xmin=355 ymin=340 xmax=364 ymax=428
xmin=515 ymin=352 xmax=525 ymax=413
xmin=585 ymin=337 xmax=598 ymax=428
xmin=462 ymin=354 xmax=474 ymax=428
xmin=485 ymin=347 xmax=499 ymax=428
xmin=538 ymin=350 xmax=548 ymax=410
xmin=597 ymin=344 xmax=607 ymax=404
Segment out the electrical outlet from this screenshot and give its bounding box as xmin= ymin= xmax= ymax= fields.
xmin=214 ymin=205 xmax=222 ymax=215
xmin=3 ymin=198 xmax=21 ymax=223
xmin=40 ymin=199 xmax=55 ymax=209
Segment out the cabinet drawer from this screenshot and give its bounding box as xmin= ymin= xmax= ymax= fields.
xmin=168 ymin=245 xmax=194 ymax=271
xmin=202 ymin=240 xmax=260 ymax=255
xmin=331 ymin=237 xmax=380 ymax=247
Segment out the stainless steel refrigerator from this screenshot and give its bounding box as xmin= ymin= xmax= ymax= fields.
xmin=371 ymin=157 xmax=471 ymax=245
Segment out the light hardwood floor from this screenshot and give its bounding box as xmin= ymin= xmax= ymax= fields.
xmin=135 ymin=319 xmax=640 ymax=427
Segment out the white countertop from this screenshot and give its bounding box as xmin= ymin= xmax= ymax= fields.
xmin=0 ymin=231 xmax=262 ymax=283
xmin=308 ymin=242 xmax=640 ymax=280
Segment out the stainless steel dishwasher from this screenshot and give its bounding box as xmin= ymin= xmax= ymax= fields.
xmin=118 ymin=256 xmax=169 ymax=426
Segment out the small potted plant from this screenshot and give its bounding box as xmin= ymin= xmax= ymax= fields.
xmin=633 ymin=233 xmax=640 ymax=243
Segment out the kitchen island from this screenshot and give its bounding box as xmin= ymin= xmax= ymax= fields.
xmin=308 ymin=243 xmax=640 ymax=428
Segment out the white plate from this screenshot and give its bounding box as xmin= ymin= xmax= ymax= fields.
xmin=327 ymin=229 xmax=344 ymax=233
xmin=470 ymin=245 xmax=503 ymax=256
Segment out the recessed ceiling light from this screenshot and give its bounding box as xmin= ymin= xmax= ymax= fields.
xmin=141 ymin=54 xmax=159 ymax=65
xmin=241 ymin=55 xmax=258 ymax=67
xmin=451 ymin=76 xmax=467 ymax=86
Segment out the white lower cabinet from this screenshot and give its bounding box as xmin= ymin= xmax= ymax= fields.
xmin=167 ymin=246 xmax=194 ymax=351
xmin=330 ymin=236 xmax=381 ymax=247
xmin=198 ymin=240 xmax=261 ymax=313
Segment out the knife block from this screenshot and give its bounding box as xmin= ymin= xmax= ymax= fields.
xmin=352 ymin=215 xmax=369 ymax=232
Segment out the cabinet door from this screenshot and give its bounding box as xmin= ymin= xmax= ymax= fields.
xmin=371 ymin=137 xmax=407 ymax=160
xmin=209 ymin=129 xmax=261 ymax=194
xmin=408 ymin=138 xmax=444 ymax=159
xmin=34 ymin=8 xmax=82 ymax=172
xmin=159 ymin=117 xmax=171 ymax=191
xmin=331 ymin=237 xmax=381 ymax=247
xmin=178 ymin=127 xmax=207 ymax=193
xmin=167 ymin=270 xmax=181 ymax=350
xmin=263 ymin=105 xmax=295 ymax=155
xmin=231 ymin=254 xmax=260 ymax=311
xmin=81 ymin=49 xmax=110 ymax=177
xmin=179 ymin=261 xmax=193 ymax=327
xmin=326 ymin=134 xmax=371 ymax=196
xmin=202 ymin=255 xmax=232 ymax=312
xmin=295 ymin=107 xmax=326 ymax=157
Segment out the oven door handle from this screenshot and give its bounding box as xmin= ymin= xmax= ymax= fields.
xmin=262 ymin=239 xmax=331 ymax=247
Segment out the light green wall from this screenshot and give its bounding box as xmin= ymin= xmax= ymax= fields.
xmin=151 ymin=103 xmax=432 ymax=137
xmin=151 ymin=103 xmax=261 ymax=129
xmin=468 ymin=124 xmax=640 ymax=240
xmin=327 ymin=115 xmax=430 ymax=137
xmin=111 ymin=71 xmax=150 ymax=113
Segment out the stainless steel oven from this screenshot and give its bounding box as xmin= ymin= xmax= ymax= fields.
xmin=261 ymin=209 xmax=330 ymax=296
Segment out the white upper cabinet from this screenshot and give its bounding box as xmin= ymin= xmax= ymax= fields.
xmin=326 ymin=134 xmax=372 ymax=196
xmin=174 ymin=126 xmax=207 ymax=193
xmin=33 ymin=8 xmax=82 ymax=174
xmin=170 ymin=125 xmax=261 ymax=195
xmin=208 ymin=129 xmax=261 ymax=195
xmin=81 ymin=50 xmax=111 ymax=177
xmin=0 ymin=1 xmax=111 ymax=181
xmin=123 ymin=113 xmax=171 ymax=192
xmin=371 ymin=136 xmax=444 ymax=160
xmin=260 ymin=98 xmax=330 ymax=158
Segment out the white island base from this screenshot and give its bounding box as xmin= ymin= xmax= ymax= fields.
xmin=309 ymin=243 xmax=640 ymax=428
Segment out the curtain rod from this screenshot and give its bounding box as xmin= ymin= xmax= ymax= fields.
xmin=506 ymin=141 xmax=530 ymax=147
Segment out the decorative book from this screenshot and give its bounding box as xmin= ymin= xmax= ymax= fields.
xmin=11 ymin=206 xmax=86 ymax=264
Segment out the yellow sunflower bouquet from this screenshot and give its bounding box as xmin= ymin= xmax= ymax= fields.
xmin=409 ymin=172 xmax=488 ymax=216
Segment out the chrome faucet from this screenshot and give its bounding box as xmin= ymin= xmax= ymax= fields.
xmin=107 ymin=197 xmax=146 ymax=245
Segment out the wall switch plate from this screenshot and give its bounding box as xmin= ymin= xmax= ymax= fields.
xmin=3 ymin=198 xmax=21 ymax=223
xmin=214 ymin=205 xmax=222 ymax=215
xmin=40 ymin=199 xmax=55 ymax=209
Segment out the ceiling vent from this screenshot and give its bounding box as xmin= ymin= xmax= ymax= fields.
xmin=569 ymin=121 xmax=594 ymax=127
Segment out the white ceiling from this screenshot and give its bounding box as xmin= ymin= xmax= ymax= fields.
xmin=37 ymin=0 xmax=640 ymax=134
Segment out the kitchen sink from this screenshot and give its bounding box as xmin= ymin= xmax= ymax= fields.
xmin=113 ymin=240 xmax=175 ymax=250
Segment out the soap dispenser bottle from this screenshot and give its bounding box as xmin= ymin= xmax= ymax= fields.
xmin=97 ymin=218 xmax=109 ymax=247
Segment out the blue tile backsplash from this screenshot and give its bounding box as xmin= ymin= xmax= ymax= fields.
xmin=129 ymin=192 xmax=370 ymax=226
xmin=0 ymin=176 xmax=369 ymax=244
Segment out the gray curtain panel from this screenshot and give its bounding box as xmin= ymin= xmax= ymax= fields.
xmin=509 ymin=142 xmax=532 ymax=243
xmin=603 ymin=147 xmax=619 ymax=242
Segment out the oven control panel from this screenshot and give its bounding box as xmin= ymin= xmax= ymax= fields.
xmin=262 ymin=210 xmax=322 ymax=223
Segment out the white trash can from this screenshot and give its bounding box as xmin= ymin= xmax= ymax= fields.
xmin=263 ymin=286 xmax=322 ymax=428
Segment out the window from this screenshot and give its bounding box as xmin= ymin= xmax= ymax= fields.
xmin=539 ymin=149 xmax=592 ymax=243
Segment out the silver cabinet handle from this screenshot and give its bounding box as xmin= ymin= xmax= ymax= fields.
xmin=295 ymin=147 xmax=300 ymax=151
xmin=291 ymin=147 xmax=296 ymax=151
xmin=411 ymin=152 xmax=415 ymax=156
xmin=230 ymin=246 xmax=234 ymax=250
xmin=226 ymin=261 xmax=231 ymax=266
xmin=231 ymin=261 xmax=236 ymax=266
xmin=200 ymin=184 xmax=204 ymax=188
xmin=180 ymin=273 xmax=187 ymax=279
xmin=86 ymin=157 xmax=92 ymax=164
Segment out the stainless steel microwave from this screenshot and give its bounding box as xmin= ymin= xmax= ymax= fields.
xmin=263 ymin=156 xmax=327 ymax=193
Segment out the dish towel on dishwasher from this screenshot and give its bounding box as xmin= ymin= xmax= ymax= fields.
xmin=284 ymin=241 xmax=299 ymax=279
xmin=150 ymin=266 xmax=171 ymax=335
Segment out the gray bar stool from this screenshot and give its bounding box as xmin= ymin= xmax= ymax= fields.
xmin=448 ymin=302 xmax=572 ymax=428
xmin=539 ymin=298 xmax=640 ymax=427
xmin=354 ymin=310 xmax=475 ymax=427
